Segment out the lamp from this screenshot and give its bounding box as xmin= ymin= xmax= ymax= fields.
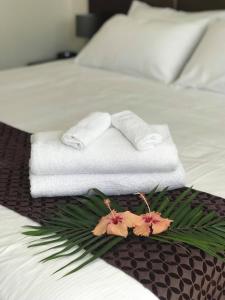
xmin=76 ymin=14 xmax=99 ymax=38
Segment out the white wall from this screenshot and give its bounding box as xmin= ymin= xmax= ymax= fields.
xmin=0 ymin=0 xmax=88 ymax=70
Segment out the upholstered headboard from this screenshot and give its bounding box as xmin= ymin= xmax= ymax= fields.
xmin=89 ymin=0 xmax=225 ymax=15
xmin=88 ymin=0 xmax=225 ymax=35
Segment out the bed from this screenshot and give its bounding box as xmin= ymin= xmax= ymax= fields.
xmin=0 ymin=1 xmax=225 ymax=300
xmin=1 ymin=60 xmax=225 ymax=197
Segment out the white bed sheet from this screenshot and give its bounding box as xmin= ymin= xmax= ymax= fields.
xmin=0 ymin=60 xmax=225 ymax=300
xmin=0 ymin=205 xmax=158 ymax=300
xmin=0 ymin=60 xmax=225 ymax=197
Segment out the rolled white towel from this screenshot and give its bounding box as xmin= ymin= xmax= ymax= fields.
xmin=30 ymin=162 xmax=185 ymax=198
xmin=112 ymin=111 xmax=165 ymax=151
xmin=62 ymin=112 xmax=111 ymax=150
xmin=30 ymin=127 xmax=179 ymax=176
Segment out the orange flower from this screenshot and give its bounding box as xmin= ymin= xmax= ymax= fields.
xmin=133 ymin=193 xmax=172 ymax=237
xmin=133 ymin=212 xmax=172 ymax=237
xmin=92 ymin=199 xmax=140 ymax=238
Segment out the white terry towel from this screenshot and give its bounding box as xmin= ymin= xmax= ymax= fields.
xmin=30 ymin=127 xmax=179 ymax=176
xmin=30 ymin=162 xmax=185 ymax=198
xmin=61 ymin=112 xmax=111 ymax=150
xmin=112 ymin=111 xmax=165 ymax=151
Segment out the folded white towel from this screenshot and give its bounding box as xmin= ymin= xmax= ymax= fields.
xmin=30 ymin=162 xmax=185 ymax=198
xmin=112 ymin=111 xmax=165 ymax=151
xmin=61 ymin=112 xmax=111 ymax=150
xmin=30 ymin=127 xmax=179 ymax=176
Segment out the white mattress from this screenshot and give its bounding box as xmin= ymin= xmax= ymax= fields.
xmin=0 ymin=60 xmax=225 ymax=299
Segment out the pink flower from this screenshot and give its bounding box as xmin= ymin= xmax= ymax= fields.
xmin=133 ymin=212 xmax=172 ymax=237
xmin=133 ymin=192 xmax=173 ymax=237
xmin=92 ymin=199 xmax=140 ymax=238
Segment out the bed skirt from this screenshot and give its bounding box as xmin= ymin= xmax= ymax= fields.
xmin=0 ymin=122 xmax=224 ymax=300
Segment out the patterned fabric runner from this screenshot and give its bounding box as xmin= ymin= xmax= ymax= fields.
xmin=0 ymin=122 xmax=225 ymax=300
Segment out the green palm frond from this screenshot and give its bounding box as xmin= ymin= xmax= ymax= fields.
xmin=138 ymin=188 xmax=225 ymax=261
xmin=23 ymin=193 xmax=123 ymax=276
xmin=23 ymin=188 xmax=225 ymax=277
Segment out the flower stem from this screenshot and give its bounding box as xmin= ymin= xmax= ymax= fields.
xmin=104 ymin=199 xmax=116 ymax=217
xmin=137 ymin=193 xmax=151 ymax=213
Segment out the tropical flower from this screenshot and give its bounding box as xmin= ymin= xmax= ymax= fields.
xmin=133 ymin=193 xmax=172 ymax=237
xmin=92 ymin=199 xmax=140 ymax=238
xmin=133 ymin=211 xmax=172 ymax=236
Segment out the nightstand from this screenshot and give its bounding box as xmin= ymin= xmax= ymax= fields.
xmin=27 ymin=51 xmax=77 ymax=66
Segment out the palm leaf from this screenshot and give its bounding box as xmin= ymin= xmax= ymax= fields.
xmin=62 ymin=237 xmax=123 ymax=277
xmin=23 ymin=187 xmax=225 ymax=277
xmin=135 ymin=185 xmax=159 ymax=214
xmin=148 ymin=189 xmax=225 ymax=261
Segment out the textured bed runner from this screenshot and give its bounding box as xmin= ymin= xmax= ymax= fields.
xmin=0 ymin=122 xmax=225 ymax=300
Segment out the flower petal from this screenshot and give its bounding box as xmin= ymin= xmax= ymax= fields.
xmin=107 ymin=222 xmax=128 ymax=238
xmin=122 ymin=211 xmax=142 ymax=228
xmin=150 ymin=212 xmax=161 ymax=220
xmin=152 ymin=218 xmax=172 ymax=235
xmin=92 ymin=216 xmax=109 ymax=236
xmin=133 ymin=224 xmax=150 ymax=237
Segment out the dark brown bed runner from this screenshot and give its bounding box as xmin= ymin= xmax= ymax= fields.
xmin=0 ymin=122 xmax=225 ymax=300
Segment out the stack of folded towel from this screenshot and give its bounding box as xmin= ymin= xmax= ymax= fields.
xmin=30 ymin=111 xmax=185 ymax=198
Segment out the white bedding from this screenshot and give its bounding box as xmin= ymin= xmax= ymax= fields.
xmin=0 ymin=60 xmax=225 ymax=299
xmin=1 ymin=60 xmax=225 ymax=197
xmin=0 ymin=206 xmax=157 ymax=300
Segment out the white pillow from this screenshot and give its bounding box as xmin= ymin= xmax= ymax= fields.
xmin=177 ymin=20 xmax=225 ymax=94
xmin=76 ymin=15 xmax=207 ymax=84
xmin=129 ymin=1 xmax=225 ymax=23
xmin=128 ymin=1 xmax=181 ymax=22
